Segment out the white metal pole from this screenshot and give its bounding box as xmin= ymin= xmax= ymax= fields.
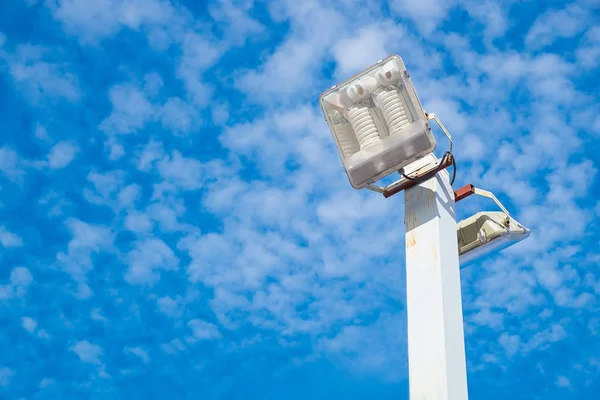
xmin=404 ymin=155 xmax=468 ymax=400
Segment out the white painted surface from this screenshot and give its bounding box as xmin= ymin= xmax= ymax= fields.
xmin=404 ymin=168 xmax=468 ymax=400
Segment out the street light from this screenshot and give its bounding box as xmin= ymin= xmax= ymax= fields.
xmin=318 ymin=54 xmax=531 ymax=400
xmin=319 ymin=55 xmax=437 ymax=189
xmin=319 ymin=54 xmax=469 ymax=400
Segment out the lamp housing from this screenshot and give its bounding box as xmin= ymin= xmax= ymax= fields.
xmin=457 ymin=211 xmax=531 ymax=267
xmin=319 ymin=55 xmax=436 ymax=189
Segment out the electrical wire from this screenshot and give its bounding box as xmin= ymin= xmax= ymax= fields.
xmin=450 ymin=154 xmax=456 ymax=185
xmin=400 ymin=151 xmax=457 ymax=186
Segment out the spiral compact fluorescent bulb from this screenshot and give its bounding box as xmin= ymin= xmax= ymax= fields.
xmin=337 ymin=124 xmax=361 ymax=157
xmin=374 ymin=63 xmax=409 ymax=136
xmin=331 ymin=111 xmax=360 ymax=157
xmin=346 ymin=76 xmax=380 ymax=150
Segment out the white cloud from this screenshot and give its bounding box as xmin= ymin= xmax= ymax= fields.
xmin=48 ymin=0 xmax=228 ymax=135
xmin=10 ymin=267 xmax=33 ymax=288
xmin=143 ymin=72 xmax=163 ymax=95
xmin=176 ymin=32 xmax=223 ymax=105
xmin=99 ymin=83 xmax=155 ymax=135
xmin=526 ymin=4 xmax=588 ymax=50
xmin=236 ymin=3 xmax=346 ymax=101
xmin=38 ymin=190 xmax=70 ymax=218
xmin=161 ymin=338 xmax=186 ymax=354
xmin=332 ymin=24 xmax=404 ymax=78
xmin=124 ymin=211 xmax=154 ymax=234
xmin=0 ymin=146 xmax=24 ymax=181
xmin=83 ymin=171 xmax=140 ymax=211
xmin=39 ymin=378 xmax=54 ymax=389
xmin=0 ymin=267 xmax=33 ymax=300
xmin=84 ymin=170 xmax=125 ymax=206
xmin=146 ymin=196 xmax=187 ymax=232
xmin=236 ymin=38 xmax=322 ymax=99
xmin=47 ymin=141 xmax=78 ymax=169
xmin=55 ymin=219 xmax=113 ymax=297
xmin=135 ymin=140 xmax=164 ymax=172
xmin=390 ymin=0 xmax=455 ymax=35
xmin=187 ymin=319 xmax=221 ymax=342
xmin=116 ymin=184 xmax=140 ymax=209
xmin=498 ymin=332 xmax=520 ymax=358
xmin=208 ymin=0 xmax=265 ymax=44
xmin=124 ymin=346 xmax=150 ymax=364
xmin=576 ymin=26 xmax=600 ymax=68
xmin=36 ymin=330 xmax=51 ymax=340
xmin=211 ymin=102 xmax=229 ymax=125
xmin=316 ymin=192 xmax=392 ymax=225
xmin=157 ymin=151 xmax=207 ymax=190
xmin=47 ymin=0 xmax=174 ymax=44
xmin=157 ymin=295 xmax=182 ymax=317
xmin=105 ymin=137 xmax=125 ymax=160
xmin=47 ymin=0 xmax=123 ymax=43
xmin=469 ymin=308 xmax=504 ymax=330
xmin=0 ymin=227 xmax=23 ymax=247
xmin=318 ymin=313 xmax=407 ymax=381
xmin=90 ymin=308 xmax=110 ymax=323
xmin=466 ymin=2 xmax=509 ymax=41
xmin=179 ymin=166 xmax=404 ymax=333
xmin=34 ymin=124 xmax=52 ymax=143
xmin=522 ymin=323 xmax=568 ymax=353
xmin=70 ymin=340 xmax=103 ymax=364
xmin=21 ymin=317 xmax=37 ymax=333
xmin=159 ymin=97 xmax=197 ymax=135
xmin=556 ymin=375 xmax=572 ymax=389
xmin=2 ymin=44 xmax=81 ymax=103
xmin=218 ymin=105 xmax=334 ymax=178
xmin=125 ymin=237 xmax=179 ymax=286
xmin=47 ymin=0 xmax=233 ymax=112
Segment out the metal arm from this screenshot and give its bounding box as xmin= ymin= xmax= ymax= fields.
xmin=426 ymin=112 xmax=453 ymax=154
xmin=454 ymin=184 xmax=511 ymax=220
xmin=473 ymin=188 xmax=511 ymax=219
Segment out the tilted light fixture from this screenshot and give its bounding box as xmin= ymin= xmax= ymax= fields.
xmin=454 ymin=185 xmax=531 ymax=267
xmin=319 ymin=55 xmax=449 ymax=190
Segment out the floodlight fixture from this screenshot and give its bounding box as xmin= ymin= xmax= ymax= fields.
xmin=319 ymin=55 xmax=452 ymax=191
xmin=454 ymin=184 xmax=531 ymax=267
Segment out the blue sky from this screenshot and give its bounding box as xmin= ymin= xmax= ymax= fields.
xmin=0 ymin=0 xmax=599 ymax=398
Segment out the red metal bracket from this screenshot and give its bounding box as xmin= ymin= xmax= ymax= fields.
xmin=454 ymin=184 xmax=475 ymax=202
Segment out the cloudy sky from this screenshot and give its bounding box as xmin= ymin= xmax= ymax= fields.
xmin=0 ymin=0 xmax=599 ymax=398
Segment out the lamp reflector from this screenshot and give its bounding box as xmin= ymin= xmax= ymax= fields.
xmin=457 ymin=211 xmax=531 ymax=267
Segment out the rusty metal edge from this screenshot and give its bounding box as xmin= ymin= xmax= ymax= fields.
xmin=383 ymin=156 xmax=454 ymax=198
xmin=454 ymin=184 xmax=476 ymax=202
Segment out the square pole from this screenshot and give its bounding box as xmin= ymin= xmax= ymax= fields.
xmin=404 ymin=157 xmax=468 ymax=400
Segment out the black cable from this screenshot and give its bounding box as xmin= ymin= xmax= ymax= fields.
xmin=450 ymin=153 xmax=456 ymax=186
xmin=400 ymin=151 xmax=456 ymax=186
